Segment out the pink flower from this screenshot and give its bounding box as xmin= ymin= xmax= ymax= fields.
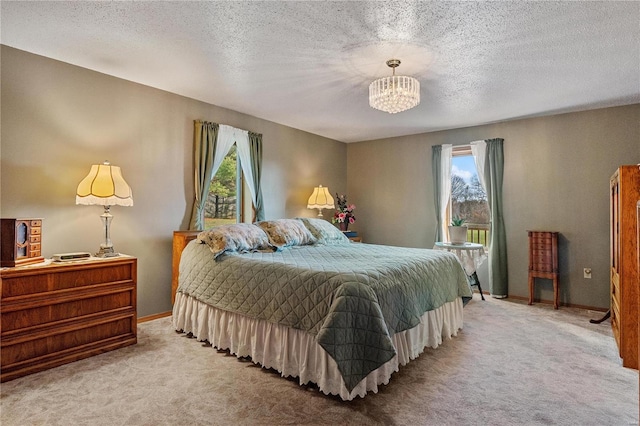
xmin=332 ymin=194 xmax=356 ymax=226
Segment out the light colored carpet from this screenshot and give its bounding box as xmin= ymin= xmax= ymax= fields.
xmin=1 ymin=295 xmax=637 ymax=426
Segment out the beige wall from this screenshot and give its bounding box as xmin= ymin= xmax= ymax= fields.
xmin=1 ymin=46 xmax=347 ymax=316
xmin=3 ymin=45 xmax=638 ymax=314
xmin=348 ymin=104 xmax=640 ymax=309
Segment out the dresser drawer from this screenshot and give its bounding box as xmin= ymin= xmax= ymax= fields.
xmin=531 ymin=237 xmax=552 ymax=246
xmin=530 ymin=232 xmax=552 ymax=240
xmin=2 ymin=262 xmax=135 ymax=298
xmin=531 ymin=242 xmax=551 ymax=251
xmin=1 ymin=287 xmax=135 ymax=332
xmin=1 ymin=315 xmax=135 ymax=367
xmin=531 ymin=263 xmax=552 ymax=273
xmin=531 ymin=251 xmax=551 ymax=262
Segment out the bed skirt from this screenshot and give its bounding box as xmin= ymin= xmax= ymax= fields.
xmin=172 ymin=292 xmax=464 ymax=400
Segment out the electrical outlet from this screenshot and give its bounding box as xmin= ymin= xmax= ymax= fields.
xmin=583 ymin=268 xmax=592 ymax=279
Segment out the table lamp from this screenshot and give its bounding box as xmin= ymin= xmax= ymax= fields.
xmin=76 ymin=161 xmax=133 ymax=257
xmin=307 ymin=185 xmax=334 ymax=217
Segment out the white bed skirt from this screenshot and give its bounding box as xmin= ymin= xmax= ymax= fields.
xmin=172 ymin=293 xmax=464 ymax=400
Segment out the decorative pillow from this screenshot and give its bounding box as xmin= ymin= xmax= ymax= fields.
xmin=297 ymin=217 xmax=351 ymax=245
xmin=197 ymin=223 xmax=272 ymax=259
xmin=254 ymin=219 xmax=317 ymax=248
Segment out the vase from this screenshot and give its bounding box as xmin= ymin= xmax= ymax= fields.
xmin=448 ymin=225 xmax=468 ymax=244
xmin=339 ymin=222 xmax=348 ymax=231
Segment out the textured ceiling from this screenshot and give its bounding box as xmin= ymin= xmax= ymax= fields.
xmin=2 ymin=1 xmax=639 ymax=143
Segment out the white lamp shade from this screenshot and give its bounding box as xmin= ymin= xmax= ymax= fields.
xmin=76 ymin=162 xmax=133 ymax=206
xmin=307 ymin=185 xmax=334 ymax=210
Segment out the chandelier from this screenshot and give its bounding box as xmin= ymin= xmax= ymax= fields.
xmin=369 ymin=59 xmax=420 ymax=114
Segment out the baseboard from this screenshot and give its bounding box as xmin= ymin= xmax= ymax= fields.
xmin=507 ymin=294 xmax=608 ymax=312
xmin=138 ymin=311 xmax=172 ymax=323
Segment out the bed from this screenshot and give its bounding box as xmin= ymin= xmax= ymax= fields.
xmin=172 ymin=218 xmax=472 ymax=400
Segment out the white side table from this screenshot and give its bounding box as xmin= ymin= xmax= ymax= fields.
xmin=434 ymin=242 xmax=487 ymax=300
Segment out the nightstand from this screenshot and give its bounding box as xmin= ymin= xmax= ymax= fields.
xmin=172 ymin=230 xmax=201 ymax=304
xmin=0 ymin=256 xmax=137 ymax=382
xmin=342 ymin=231 xmax=361 ymax=243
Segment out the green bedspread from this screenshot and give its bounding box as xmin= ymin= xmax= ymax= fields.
xmin=177 ymin=241 xmax=471 ymax=392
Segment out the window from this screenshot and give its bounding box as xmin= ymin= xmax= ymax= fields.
xmin=451 ymin=145 xmax=490 ymax=245
xmin=204 ymin=145 xmax=242 ymax=229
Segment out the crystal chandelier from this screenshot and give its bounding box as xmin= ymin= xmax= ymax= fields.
xmin=369 ymin=59 xmax=420 ymax=114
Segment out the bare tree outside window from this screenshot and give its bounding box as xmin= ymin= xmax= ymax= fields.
xmin=451 ymin=154 xmax=490 ymax=245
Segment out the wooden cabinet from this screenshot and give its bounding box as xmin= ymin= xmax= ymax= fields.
xmin=527 ymin=231 xmax=559 ymax=309
xmin=172 ymin=231 xmax=200 ymax=304
xmin=610 ymin=166 xmax=639 ymax=369
xmin=0 ymin=256 xmax=137 ymax=382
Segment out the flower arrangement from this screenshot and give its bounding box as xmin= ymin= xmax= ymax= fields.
xmin=332 ymin=194 xmax=356 ymax=229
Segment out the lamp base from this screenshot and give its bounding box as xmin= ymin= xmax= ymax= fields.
xmin=96 ymin=206 xmax=120 ymax=258
xmin=95 ymin=247 xmax=119 ymax=258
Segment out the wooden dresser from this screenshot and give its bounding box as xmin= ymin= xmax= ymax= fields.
xmin=610 ymin=166 xmax=639 ymax=369
xmin=0 ymin=256 xmax=137 ymax=382
xmin=527 ymin=231 xmax=559 ymax=309
xmin=172 ymin=231 xmax=200 ymax=304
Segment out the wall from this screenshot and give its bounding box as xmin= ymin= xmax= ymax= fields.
xmin=3 ymin=45 xmax=638 ymax=313
xmin=347 ymin=104 xmax=640 ymax=309
xmin=1 ymin=46 xmax=347 ymax=317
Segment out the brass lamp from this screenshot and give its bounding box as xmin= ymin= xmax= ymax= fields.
xmin=307 ymin=185 xmax=334 ymax=217
xmin=76 ymin=161 xmax=133 ymax=257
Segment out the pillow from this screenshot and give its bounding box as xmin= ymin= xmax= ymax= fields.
xmin=197 ymin=223 xmax=272 ymax=259
xmin=297 ymin=217 xmax=350 ymax=245
xmin=254 ymin=219 xmax=317 ymax=248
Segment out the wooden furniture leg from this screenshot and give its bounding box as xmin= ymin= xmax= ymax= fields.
xmin=528 ymin=272 xmax=534 ymax=305
xmin=553 ymin=273 xmax=559 ymax=309
xmin=469 ymin=272 xmax=486 ymax=301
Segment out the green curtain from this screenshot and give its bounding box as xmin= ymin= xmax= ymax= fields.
xmin=484 ymin=138 xmax=508 ymax=296
xmin=431 ymin=145 xmax=443 ymax=242
xmin=248 ymin=131 xmax=265 ymax=221
xmin=188 ymin=120 xmax=218 ymax=230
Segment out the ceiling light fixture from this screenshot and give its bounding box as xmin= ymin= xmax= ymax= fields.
xmin=369 ymin=59 xmax=420 ymax=114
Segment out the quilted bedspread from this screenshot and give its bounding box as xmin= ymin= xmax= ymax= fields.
xmin=177 ymin=241 xmax=471 ymax=392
